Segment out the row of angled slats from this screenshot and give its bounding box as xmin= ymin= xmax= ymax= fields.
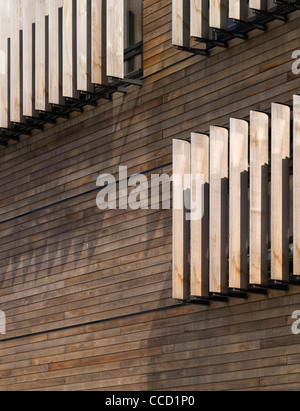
xmin=173 ymin=96 xmax=299 ymax=301
xmin=172 ymin=0 xmax=275 ymax=47
xmin=0 ymin=0 xmax=124 ymax=128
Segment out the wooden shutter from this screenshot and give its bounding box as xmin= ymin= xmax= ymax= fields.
xmin=209 ymin=126 xmax=229 ymax=295
xmin=91 ymin=0 xmax=107 ymax=85
xmin=23 ymin=0 xmax=36 ymax=117
xmin=0 ymin=2 xmax=11 ymax=128
xmin=35 ymin=0 xmax=49 ymax=111
xmin=172 ymin=0 xmax=190 ymax=47
xmin=107 ymin=0 xmax=124 ymax=79
xmin=209 ymin=0 xmax=228 ymax=30
xmin=294 ymin=95 xmax=300 ymax=278
xmin=49 ymin=0 xmax=63 ymax=105
xmin=229 ymin=0 xmax=248 ymax=21
xmin=249 ymin=111 xmax=269 ymax=287
xmin=229 ymin=118 xmax=249 ymax=291
xmin=173 ymin=139 xmax=191 ymax=301
xmin=190 ymin=0 xmax=209 ymax=40
xmin=190 ymin=133 xmax=209 ymax=298
xmin=270 ymin=103 xmax=290 ymax=283
xmin=62 ymin=0 xmax=76 ymax=98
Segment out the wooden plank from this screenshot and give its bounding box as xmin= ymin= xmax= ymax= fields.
xmin=0 ymin=1 xmax=11 ymax=128
xmin=190 ymin=0 xmax=209 ymax=40
xmin=209 ymin=126 xmax=229 ymax=295
xmin=172 ymin=0 xmax=190 ymax=47
xmin=173 ymin=139 xmax=191 ymax=301
xmin=209 ymin=0 xmax=228 ymax=30
xmin=23 ymin=0 xmax=36 ymax=117
xmin=35 ymin=0 xmax=49 ymax=111
xmin=294 ymin=95 xmax=300 ymax=277
xmin=270 ymin=103 xmax=290 ymax=282
xmin=229 ymin=118 xmax=249 ymax=291
xmin=249 ymin=111 xmax=269 ymax=287
xmin=190 ymin=133 xmax=209 ymax=298
xmin=10 ymin=0 xmax=23 ymax=123
xmin=62 ymin=0 xmax=76 ymax=97
xmin=106 ymin=0 xmax=124 ymax=79
xmin=77 ymin=0 xmax=92 ymax=92
xmin=91 ymin=0 xmax=107 ymax=85
xmin=48 ymin=0 xmax=63 ymax=104
xmin=249 ymin=0 xmax=267 ymax=10
xmin=229 ymin=0 xmax=248 ymax=21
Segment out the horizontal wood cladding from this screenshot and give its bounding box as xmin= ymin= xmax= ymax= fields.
xmin=0 ymin=0 xmax=300 ymax=391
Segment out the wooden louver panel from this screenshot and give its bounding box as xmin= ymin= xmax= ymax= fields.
xmin=173 ymin=139 xmax=191 ymax=301
xmin=209 ymin=0 xmax=228 ymax=30
xmin=190 ymin=0 xmax=209 ymax=40
xmin=23 ymin=0 xmax=36 ymax=117
xmin=49 ymin=0 xmax=63 ymax=105
xmin=35 ymin=0 xmax=49 ymax=112
xmin=106 ymin=0 xmax=124 ymax=79
xmin=249 ymin=111 xmax=269 ymax=287
xmin=294 ymin=95 xmax=300 ymax=278
xmin=10 ymin=0 xmax=23 ymax=123
xmin=190 ymin=133 xmax=209 ymax=298
xmin=62 ymin=0 xmax=76 ymax=98
xmin=229 ymin=118 xmax=249 ymax=291
xmin=209 ymin=126 xmax=229 ymax=295
xmin=249 ymin=0 xmax=268 ymax=10
xmin=77 ymin=0 xmax=92 ymax=92
xmin=0 ymin=2 xmax=11 ymax=128
xmin=172 ymin=0 xmax=190 ymax=47
xmin=229 ymin=0 xmax=248 ymax=21
xmin=91 ymin=0 xmax=107 ymax=86
xmin=271 ymin=103 xmax=290 ymax=282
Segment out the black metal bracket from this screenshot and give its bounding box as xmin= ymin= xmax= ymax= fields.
xmin=232 ymin=19 xmax=268 ymax=31
xmin=252 ymin=8 xmax=289 ymax=22
xmin=248 ymin=284 xmax=268 ymax=295
xmin=194 ymin=36 xmax=229 ymax=48
xmin=190 ymin=296 xmax=211 ymax=306
xmin=109 ymin=77 xmax=143 ymax=87
xmin=213 ymin=28 xmax=248 ymax=40
xmin=227 ymin=288 xmax=249 ymax=299
xmin=275 ymin=0 xmax=300 ymax=10
xmin=268 ymin=280 xmax=289 ymax=291
xmin=209 ymin=292 xmax=229 ymax=302
xmin=176 ymin=45 xmax=210 ymax=57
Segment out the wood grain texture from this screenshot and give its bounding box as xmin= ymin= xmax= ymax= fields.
xmin=190 ymin=0 xmax=209 ymax=39
xmin=229 ymin=118 xmax=249 ymax=290
xmin=229 ymin=0 xmax=248 ymax=21
xmin=0 ymin=1 xmax=11 ymax=128
xmin=270 ymin=103 xmax=290 ymax=282
xmin=106 ymin=0 xmax=124 ymax=78
xmin=249 ymin=111 xmax=269 ymax=287
xmin=209 ymin=0 xmax=228 ymax=30
xmin=190 ymin=133 xmax=209 ymax=298
xmin=172 ymin=0 xmax=190 ymax=47
xmin=35 ymin=0 xmax=49 ymax=111
xmin=91 ymin=0 xmax=107 ymax=85
xmin=23 ymin=0 xmax=36 ymax=117
xmin=294 ymin=95 xmax=300 ymax=277
xmin=49 ymin=0 xmax=63 ymax=105
xmin=209 ymin=126 xmax=229 ymax=295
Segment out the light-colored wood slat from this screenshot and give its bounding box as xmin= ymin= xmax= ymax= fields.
xmin=173 ymin=139 xmax=191 ymax=301
xmin=249 ymin=111 xmax=269 ymax=287
xmin=294 ymin=95 xmax=300 ymax=277
xmin=190 ymin=0 xmax=209 ymax=39
xmin=172 ymin=0 xmax=190 ymax=47
xmin=77 ymin=0 xmax=92 ymax=92
xmin=0 ymin=1 xmax=11 ymax=128
xmin=209 ymin=0 xmax=228 ymax=30
xmin=35 ymin=0 xmax=49 ymax=111
xmin=62 ymin=0 xmax=76 ymax=98
xmin=190 ymin=133 xmax=209 ymax=298
xmin=10 ymin=0 xmax=23 ymax=123
xmin=229 ymin=0 xmax=248 ymax=21
xmin=209 ymin=126 xmax=229 ymax=295
xmin=106 ymin=0 xmax=124 ymax=79
xmin=249 ymin=0 xmax=267 ymax=10
xmin=23 ymin=0 xmax=36 ymax=117
xmin=271 ymin=103 xmax=290 ymax=282
xmin=91 ymin=0 xmax=107 ymax=85
xmin=49 ymin=0 xmax=63 ymax=105
xmin=229 ymin=118 xmax=249 ymax=290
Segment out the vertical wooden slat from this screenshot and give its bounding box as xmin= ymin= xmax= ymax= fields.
xmin=209 ymin=0 xmax=228 ymax=30
xmin=249 ymin=0 xmax=267 ymax=10
xmin=294 ymin=95 xmax=300 ymax=278
xmin=91 ymin=0 xmax=107 ymax=85
xmin=35 ymin=0 xmax=49 ymax=111
xmin=10 ymin=0 xmax=23 ymax=123
xmin=190 ymin=0 xmax=209 ymax=40
xmin=77 ymin=0 xmax=92 ymax=92
xmin=173 ymin=139 xmax=191 ymax=301
xmin=229 ymin=0 xmax=248 ymax=21
xmin=172 ymin=0 xmax=190 ymax=47
xmin=229 ymin=119 xmax=249 ymax=291
xmin=49 ymin=0 xmax=63 ymax=104
xmin=23 ymin=0 xmax=36 ymax=117
xmin=209 ymin=126 xmax=229 ymax=295
xmin=190 ymin=133 xmax=209 ymax=298
xmin=249 ymin=111 xmax=269 ymax=287
xmin=0 ymin=2 xmax=11 ymax=128
xmin=271 ymin=103 xmax=290 ymax=283
xmin=62 ymin=0 xmax=76 ymax=97
xmin=107 ymin=0 xmax=124 ymax=79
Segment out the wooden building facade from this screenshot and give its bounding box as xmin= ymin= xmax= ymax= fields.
xmin=1 ymin=0 xmax=300 ymax=391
